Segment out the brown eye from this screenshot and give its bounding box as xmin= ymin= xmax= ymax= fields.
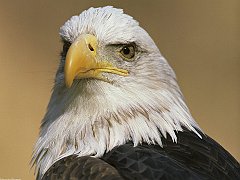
xmin=120 ymin=45 xmax=135 ymax=60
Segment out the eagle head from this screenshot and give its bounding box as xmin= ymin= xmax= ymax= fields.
xmin=32 ymin=6 xmax=201 ymax=178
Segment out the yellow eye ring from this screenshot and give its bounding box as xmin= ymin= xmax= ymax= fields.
xmin=120 ymin=44 xmax=135 ymax=60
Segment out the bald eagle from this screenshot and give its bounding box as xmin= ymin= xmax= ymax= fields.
xmin=32 ymin=6 xmax=240 ymax=180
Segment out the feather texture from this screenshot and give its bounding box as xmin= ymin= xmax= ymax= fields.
xmin=31 ymin=6 xmax=239 ymax=180
xmin=42 ymin=129 xmax=240 ymax=180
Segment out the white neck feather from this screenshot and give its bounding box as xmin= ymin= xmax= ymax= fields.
xmin=32 ymin=6 xmax=203 ymax=179
xmin=32 ymin=70 xmax=201 ymax=177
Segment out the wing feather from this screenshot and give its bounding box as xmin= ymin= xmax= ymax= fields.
xmin=42 ymin=130 xmax=240 ymax=180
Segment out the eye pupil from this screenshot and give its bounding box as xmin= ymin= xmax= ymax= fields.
xmin=120 ymin=44 xmax=135 ymax=60
xmin=123 ymin=47 xmax=130 ymax=55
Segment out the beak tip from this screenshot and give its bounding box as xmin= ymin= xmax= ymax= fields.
xmin=65 ymin=78 xmax=73 ymax=88
xmin=66 ymin=84 xmax=71 ymax=88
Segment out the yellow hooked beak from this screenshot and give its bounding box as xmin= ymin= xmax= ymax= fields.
xmin=64 ymin=34 xmax=129 ymax=88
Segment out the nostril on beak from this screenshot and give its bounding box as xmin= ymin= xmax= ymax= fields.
xmin=88 ymin=44 xmax=94 ymax=51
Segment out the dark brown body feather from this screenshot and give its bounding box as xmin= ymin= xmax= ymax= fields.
xmin=42 ymin=129 xmax=240 ymax=180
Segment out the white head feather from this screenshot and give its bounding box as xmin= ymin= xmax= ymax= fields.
xmin=32 ymin=6 xmax=201 ymax=178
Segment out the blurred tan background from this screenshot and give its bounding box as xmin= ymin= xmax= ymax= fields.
xmin=0 ymin=0 xmax=239 ymax=179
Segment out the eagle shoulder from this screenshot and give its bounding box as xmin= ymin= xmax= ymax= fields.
xmin=41 ymin=155 xmax=123 ymax=180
